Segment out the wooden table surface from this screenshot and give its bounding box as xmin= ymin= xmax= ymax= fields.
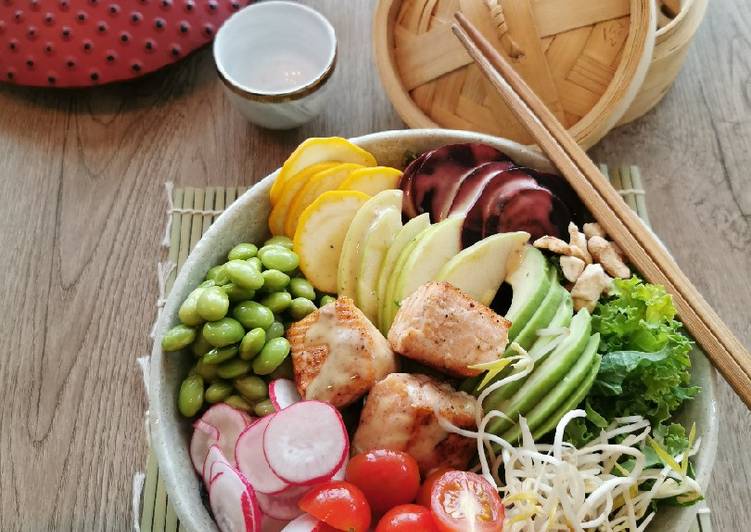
xmin=0 ymin=0 xmax=748 ymax=529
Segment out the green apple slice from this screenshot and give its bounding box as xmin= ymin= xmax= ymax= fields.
xmin=434 ymin=231 xmax=529 ymax=306
xmin=355 ymin=207 xmax=402 ymax=323
xmin=337 ymin=190 xmax=403 ymax=299
xmin=504 ymin=246 xmax=552 ymax=341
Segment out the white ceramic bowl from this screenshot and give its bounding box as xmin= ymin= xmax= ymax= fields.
xmin=213 ymin=1 xmax=337 ymax=129
xmin=149 ymin=129 xmax=718 ymax=532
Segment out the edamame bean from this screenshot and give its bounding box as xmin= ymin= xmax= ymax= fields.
xmin=205 ymin=381 xmax=234 ymax=403
xmin=234 ymin=375 xmax=268 ymax=401
xmin=260 ymin=246 xmax=299 ymax=272
xmin=233 ymin=301 xmax=274 ymax=330
xmin=261 ymin=291 xmax=292 ymax=314
xmin=178 ymin=374 xmax=204 ymax=417
xmin=202 ymin=345 xmax=238 ymax=365
xmin=202 ymin=318 xmax=245 ymax=347
xmin=239 ymin=328 xmax=266 ymax=360
xmin=257 ymin=244 xmax=287 ymax=260
xmin=194 ymin=359 xmax=219 ymax=381
xmin=254 ymin=399 xmax=276 ymax=417
xmin=288 ymin=278 xmax=316 ymax=300
xmin=197 ymin=286 xmax=230 ymax=321
xmin=199 ymin=280 xmax=216 ymax=288
xmin=192 ymin=334 xmax=213 ymax=358
xmin=178 ymin=287 xmax=206 ymax=326
xmin=263 ymin=236 xmax=294 ymax=249
xmin=247 ymin=257 xmax=263 ymax=271
xmin=162 ymin=324 xmax=197 ymax=352
xmin=225 ymin=259 xmax=265 ymax=290
xmin=319 ymin=295 xmax=336 ymax=307
xmin=289 ymin=297 xmax=317 ymax=320
xmin=252 ymin=337 xmax=291 ymax=375
xmin=222 ymin=283 xmax=255 ymax=303
xmin=228 ymin=242 xmax=258 ymax=261
xmin=262 ymin=269 xmax=290 ymax=292
xmin=206 ymin=265 xmax=230 ymax=285
xmin=224 ymin=394 xmax=253 ymax=413
xmin=265 ymin=320 xmax=285 ymax=340
xmin=269 ymin=358 xmax=294 ymax=380
xmin=217 ymin=358 xmax=252 ymax=379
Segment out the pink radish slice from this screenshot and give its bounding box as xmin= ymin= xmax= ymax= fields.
xmin=208 ymin=461 xmax=262 ymax=532
xmin=235 ymin=415 xmax=291 ymax=494
xmin=256 ymin=485 xmax=308 ymax=520
xmin=200 ymin=403 xmax=254 ymax=466
xmin=263 ymin=401 xmax=349 ymax=486
xmin=203 ymin=444 xmax=231 ymax=486
xmin=191 ymin=419 xmax=221 ymax=472
xmin=281 ymin=514 xmax=324 ymax=532
xmin=269 ymin=379 xmax=302 ymax=411
xmin=331 ymin=456 xmax=348 ymax=481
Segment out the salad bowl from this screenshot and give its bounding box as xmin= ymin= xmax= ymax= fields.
xmin=149 ymin=128 xmax=718 ymax=532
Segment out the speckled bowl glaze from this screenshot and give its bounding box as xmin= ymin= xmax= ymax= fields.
xmin=149 ymin=129 xmax=718 ymax=532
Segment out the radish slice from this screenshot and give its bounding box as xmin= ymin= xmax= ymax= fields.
xmin=331 ymin=456 xmax=348 ymax=481
xmin=202 ymin=444 xmax=231 ymax=486
xmin=235 ymin=415 xmax=291 ymax=494
xmin=208 ymin=461 xmax=262 ymax=532
xmin=200 ymin=403 xmax=254 ymax=466
xmin=256 ymin=485 xmax=308 ymax=520
xmin=191 ymin=419 xmax=221 ymax=472
xmin=269 ymin=379 xmax=302 ymax=411
xmin=281 ymin=514 xmax=324 ymax=532
xmin=263 ymin=401 xmax=349 ymax=486
xmin=262 ymin=516 xmax=288 ymax=532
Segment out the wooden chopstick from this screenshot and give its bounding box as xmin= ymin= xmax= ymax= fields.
xmin=451 ymin=12 xmax=751 ymax=409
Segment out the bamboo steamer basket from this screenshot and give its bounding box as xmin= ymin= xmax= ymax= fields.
xmin=619 ymin=0 xmax=709 ymax=124
xmin=374 ymin=0 xmax=656 ymax=149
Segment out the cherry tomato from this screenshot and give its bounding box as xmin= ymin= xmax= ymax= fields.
xmin=430 ymin=471 xmax=504 ymax=532
xmin=375 ymin=504 xmax=439 ymax=532
xmin=345 ymin=449 xmax=421 ymax=515
xmin=416 ymin=467 xmax=452 ymax=507
xmin=298 ymin=481 xmax=372 ymax=532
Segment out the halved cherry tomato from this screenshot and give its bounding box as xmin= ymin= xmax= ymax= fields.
xmin=375 ymin=504 xmax=439 ymax=532
xmin=430 ymin=471 xmax=504 ymax=532
xmin=345 ymin=449 xmax=421 ymax=515
xmin=416 ymin=467 xmax=452 ymax=507
xmin=298 ymin=481 xmax=372 ymax=532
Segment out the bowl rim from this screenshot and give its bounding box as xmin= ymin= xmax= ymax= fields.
xmin=149 ymin=128 xmax=718 ymax=532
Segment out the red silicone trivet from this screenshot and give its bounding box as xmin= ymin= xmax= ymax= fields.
xmin=0 ymin=0 xmax=252 ymax=87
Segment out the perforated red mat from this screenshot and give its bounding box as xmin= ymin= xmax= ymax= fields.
xmin=0 ymin=0 xmax=252 ymax=87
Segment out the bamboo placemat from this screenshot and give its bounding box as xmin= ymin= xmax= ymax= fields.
xmin=138 ymin=169 xmax=710 ymax=532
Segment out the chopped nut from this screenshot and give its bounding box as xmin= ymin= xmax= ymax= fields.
xmin=560 ymin=255 xmax=586 ymax=283
xmin=571 ymin=263 xmax=612 ymax=310
xmin=533 ymin=235 xmax=588 ymax=262
xmin=583 ymin=222 xmax=606 ymax=239
xmin=588 ymin=236 xmax=631 ymax=279
xmin=573 ymin=297 xmax=597 ymax=312
xmin=568 ymin=222 xmax=592 ymax=264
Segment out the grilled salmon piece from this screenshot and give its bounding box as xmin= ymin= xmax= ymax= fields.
xmin=287 ymin=297 xmax=397 ymax=408
xmin=353 ymin=373 xmax=477 ymax=474
xmin=388 ymin=282 xmax=510 ymax=377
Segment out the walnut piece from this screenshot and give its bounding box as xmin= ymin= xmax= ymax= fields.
xmin=568 ymin=222 xmax=592 ymax=264
xmin=587 ymin=236 xmax=631 ymax=279
xmin=560 ymin=255 xmax=586 ymax=283
xmin=583 ymin=222 xmax=606 ymax=239
xmin=533 ymin=235 xmax=587 ymax=261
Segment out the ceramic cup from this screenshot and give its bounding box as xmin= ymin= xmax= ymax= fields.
xmin=213 ymin=1 xmax=337 ymax=129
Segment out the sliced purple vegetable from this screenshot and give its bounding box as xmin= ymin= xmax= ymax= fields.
xmin=491 ymin=186 xmax=571 ymax=240
xmin=447 ymin=161 xmax=518 ymax=220
xmin=399 ymin=151 xmax=429 ymax=219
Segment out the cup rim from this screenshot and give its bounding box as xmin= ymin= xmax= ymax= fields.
xmin=213 ymin=0 xmax=337 ymax=103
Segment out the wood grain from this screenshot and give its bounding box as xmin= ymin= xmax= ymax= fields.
xmin=0 ymin=0 xmax=747 ymax=530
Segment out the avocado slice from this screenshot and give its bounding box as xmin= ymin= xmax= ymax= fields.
xmin=505 ymin=246 xmax=551 ymax=340
xmin=484 ymin=309 xmax=592 ymax=435
xmin=501 ymin=333 xmax=600 ymax=443
xmin=508 ymin=269 xmax=564 ymax=352
xmin=527 ymin=290 xmax=573 ymax=361
xmin=532 ymin=352 xmax=602 ymax=440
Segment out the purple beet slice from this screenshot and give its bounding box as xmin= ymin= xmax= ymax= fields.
xmin=529 ymin=171 xmax=588 ymax=226
xmin=492 ymin=187 xmax=571 ymax=241
xmin=447 ymin=162 xmax=519 ymax=219
xmin=399 ymin=152 xmax=429 ymax=219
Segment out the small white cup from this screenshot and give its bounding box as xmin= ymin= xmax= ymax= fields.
xmin=213 ymin=1 xmax=337 ymax=129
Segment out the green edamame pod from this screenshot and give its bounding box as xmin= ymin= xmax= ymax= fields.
xmin=261 ymin=291 xmax=292 ymax=314
xmin=265 ymin=321 xmax=285 ymax=340
xmin=234 ymin=375 xmax=268 ymax=402
xmin=205 ymin=381 xmax=234 ymax=403
xmin=225 ymin=259 xmax=265 ymax=290
xmin=252 ymin=337 xmax=291 ymax=375
xmin=289 ymin=297 xmax=317 ymax=320
xmin=179 ymin=287 xmax=206 ymax=326
xmin=254 ymin=399 xmax=276 ymax=417
xmin=206 ymin=265 xmax=230 ymax=286
xmin=260 ymin=246 xmax=299 ymax=272
xmin=262 ymin=269 xmax=291 ymax=292
xmin=233 ymin=301 xmax=274 ymax=330
xmin=199 ymin=280 xmax=216 ymax=288
xmin=269 ymin=357 xmax=294 ymax=380
xmin=178 ymin=374 xmax=204 ymax=417
xmin=202 ymin=344 xmax=238 ymax=365
xmin=222 ymin=283 xmax=256 ymax=303
xmin=319 ymin=295 xmax=336 ymax=307
xmin=228 ymin=243 xmax=258 ymax=261
xmin=197 ymin=286 xmax=230 ymax=321
xmin=289 ymin=278 xmax=316 ymax=301
xmin=162 ymin=324 xmax=197 ymax=352
xmin=202 ymin=318 xmax=245 ymax=347
xmin=257 ymin=244 xmax=287 ymax=259
xmin=217 ymin=358 xmax=252 ymax=379
xmin=224 ymin=395 xmax=253 ymax=413
xmin=239 ymin=328 xmax=266 ymax=360
xmin=247 ymin=257 xmax=263 ymax=271
xmin=194 ymin=359 xmax=219 ymax=381
xmin=191 ymin=333 xmax=213 ymax=358
xmin=263 ymin=236 xmax=294 ymax=249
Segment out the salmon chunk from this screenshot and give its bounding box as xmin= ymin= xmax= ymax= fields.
xmin=353 ymin=373 xmax=477 ymax=474
xmin=287 ymin=297 xmax=397 ymax=408
xmin=388 ymin=282 xmax=511 ymax=377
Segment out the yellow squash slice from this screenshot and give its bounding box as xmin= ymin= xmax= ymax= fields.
xmin=338 ymin=166 xmax=402 ymax=196
xmin=268 ymin=162 xmax=338 ymax=235
xmin=284 ymin=163 xmax=363 ymax=237
xmin=294 ymin=190 xmax=370 ymax=294
xmin=269 ymin=137 xmax=377 ymax=205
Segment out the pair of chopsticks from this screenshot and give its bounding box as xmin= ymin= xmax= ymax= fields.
xmin=451 ymin=13 xmax=751 ymax=409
